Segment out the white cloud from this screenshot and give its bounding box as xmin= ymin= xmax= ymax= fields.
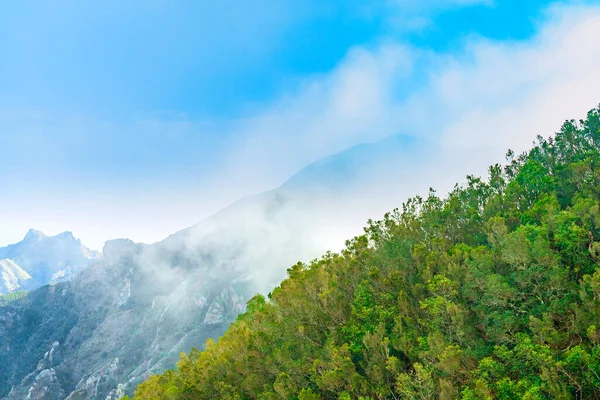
xmin=213 ymin=44 xmax=416 ymax=195
xmin=2 ymin=2 xmax=600 ymax=250
xmin=421 ymin=3 xmax=600 ymax=155
xmin=214 ymin=2 xmax=600 ymax=199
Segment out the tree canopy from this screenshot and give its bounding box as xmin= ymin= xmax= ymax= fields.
xmin=131 ymin=106 xmax=600 ymax=399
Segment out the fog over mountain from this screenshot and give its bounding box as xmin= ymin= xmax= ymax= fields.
xmin=2 ymin=1 xmax=600 ymax=399
xmin=0 ymin=133 xmax=475 ymax=399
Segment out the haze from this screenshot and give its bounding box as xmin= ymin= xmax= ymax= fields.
xmin=1 ymin=0 xmax=600 ymax=250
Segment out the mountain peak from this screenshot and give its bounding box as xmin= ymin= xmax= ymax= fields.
xmin=24 ymin=229 xmax=47 ymax=241
xmin=56 ymin=231 xmax=76 ymax=241
xmin=0 ymin=229 xmax=100 ymax=293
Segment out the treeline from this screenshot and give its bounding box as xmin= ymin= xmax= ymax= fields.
xmin=131 ymin=106 xmax=600 ymax=399
xmin=0 ymin=290 xmax=28 ymax=307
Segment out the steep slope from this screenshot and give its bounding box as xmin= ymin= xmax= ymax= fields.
xmin=0 ymin=133 xmax=449 ymax=399
xmin=132 ymin=107 xmax=600 ymax=399
xmin=0 ymin=259 xmax=31 ymax=293
xmin=168 ymin=133 xmax=442 ymax=292
xmin=0 ymin=230 xmax=100 ymax=293
xmin=0 ymin=239 xmax=249 ymax=399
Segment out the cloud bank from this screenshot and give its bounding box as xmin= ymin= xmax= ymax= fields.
xmin=219 ymin=2 xmax=600 ymax=194
xmin=1 ymin=2 xmax=599 ymax=249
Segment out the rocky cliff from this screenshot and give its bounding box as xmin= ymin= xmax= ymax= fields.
xmin=0 ymin=134 xmax=436 ymax=399
xmin=0 ymin=238 xmax=249 ymax=399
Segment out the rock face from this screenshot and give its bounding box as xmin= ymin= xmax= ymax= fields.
xmin=0 ymin=134 xmax=444 ymax=399
xmin=6 ymin=341 xmax=65 ymax=400
xmin=0 ymin=237 xmax=252 ymax=399
xmin=0 ymin=196 xmax=325 ymax=399
xmin=0 ymin=230 xmax=100 ymax=294
xmin=0 ymin=199 xmax=323 ymax=399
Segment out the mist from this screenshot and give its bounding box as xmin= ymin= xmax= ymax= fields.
xmin=3 ymin=2 xmax=600 ymax=398
xmin=3 ymin=3 xmax=600 ymax=251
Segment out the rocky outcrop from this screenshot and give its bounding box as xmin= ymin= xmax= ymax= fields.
xmin=0 ymin=133 xmax=431 ymax=399
xmin=0 ymin=238 xmax=250 ymax=399
xmin=0 ymin=230 xmax=100 ymax=294
xmin=6 ymin=342 xmax=65 ymax=400
xmin=203 ymin=287 xmax=245 ymax=325
xmin=9 ymin=368 xmax=65 ymax=400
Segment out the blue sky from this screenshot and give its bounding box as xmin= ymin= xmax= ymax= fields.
xmin=1 ymin=0 xmax=599 ymax=249
xmin=0 ymin=0 xmax=552 ymax=117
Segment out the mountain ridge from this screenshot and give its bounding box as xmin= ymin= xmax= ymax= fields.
xmin=0 ymin=230 xmax=100 ymax=294
xmin=1 ymin=132 xmax=441 ymax=399
xmin=131 ymin=106 xmax=600 ymax=400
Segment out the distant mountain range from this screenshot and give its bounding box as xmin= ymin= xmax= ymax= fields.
xmin=0 ymin=230 xmax=100 ymax=294
xmin=0 ymin=133 xmax=465 ymax=399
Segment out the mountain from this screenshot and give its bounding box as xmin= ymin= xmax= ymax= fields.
xmin=0 ymin=259 xmax=31 ymax=293
xmin=172 ymin=133 xmax=449 ymax=292
xmin=131 ymin=107 xmax=600 ymax=399
xmin=0 ymin=133 xmax=458 ymax=399
xmin=0 ymin=237 xmax=250 ymax=399
xmin=0 ymin=230 xmax=100 ymax=294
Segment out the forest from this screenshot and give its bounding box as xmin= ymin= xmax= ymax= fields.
xmin=0 ymin=291 xmax=28 ymax=307
xmin=131 ymin=106 xmax=600 ymax=399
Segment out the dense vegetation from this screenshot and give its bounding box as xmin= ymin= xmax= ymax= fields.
xmin=0 ymin=290 xmax=28 ymax=306
xmin=132 ymin=107 xmax=600 ymax=399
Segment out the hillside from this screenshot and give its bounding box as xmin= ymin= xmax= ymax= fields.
xmin=0 ymin=291 xmax=28 ymax=307
xmin=0 ymin=230 xmax=100 ymax=293
xmin=0 ymin=259 xmax=31 ymax=293
xmin=0 ymin=239 xmax=249 ymax=399
xmin=132 ymin=106 xmax=600 ymax=399
xmin=163 ymin=133 xmax=435 ymax=294
xmin=0 ymin=133 xmax=433 ymax=399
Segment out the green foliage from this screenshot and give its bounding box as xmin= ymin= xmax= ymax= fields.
xmin=0 ymin=290 xmax=28 ymax=306
xmin=134 ymin=106 xmax=600 ymax=399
